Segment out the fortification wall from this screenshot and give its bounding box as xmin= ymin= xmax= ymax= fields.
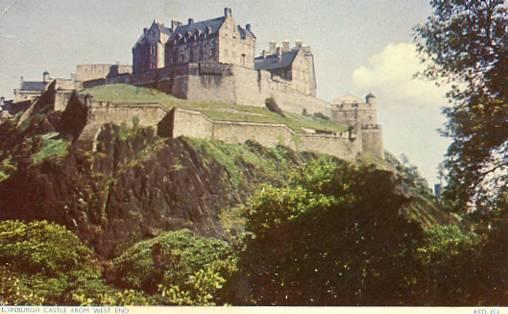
xmin=90 ymin=62 xmax=331 ymax=117
xmin=76 ymin=64 xmax=132 ymax=82
xmin=78 ymin=100 xmax=169 ymax=141
xmin=231 ymin=65 xmax=331 ymax=116
xmin=360 ymin=126 xmax=384 ymax=159
xmin=171 ymin=108 xmax=360 ymax=161
xmin=177 ymin=64 xmax=331 ymax=116
xmin=74 ymin=100 xmax=367 ymax=161
xmin=171 ymin=108 xmax=213 ymax=139
xmin=86 ymin=101 xmax=167 ymax=127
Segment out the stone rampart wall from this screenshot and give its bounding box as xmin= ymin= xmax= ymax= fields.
xmin=79 ymin=100 xmax=169 ymax=141
xmin=90 ymin=62 xmax=332 ymax=117
xmin=172 ymin=108 xmax=360 ymax=161
xmin=75 ymin=100 xmax=368 ymax=160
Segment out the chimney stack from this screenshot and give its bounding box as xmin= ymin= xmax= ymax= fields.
xmin=246 ymin=24 xmax=251 ymax=31
xmin=269 ymin=41 xmax=277 ymax=54
xmin=43 ymin=71 xmax=50 ymax=83
xmin=282 ymin=40 xmax=290 ymax=52
xmin=0 ymin=96 xmax=4 ymax=108
xmin=188 ymin=18 xmax=194 ymax=25
xmin=171 ymin=20 xmax=182 ymax=30
xmin=295 ymin=40 xmax=303 ymax=49
xmin=224 ymin=7 xmax=232 ymax=17
xmin=276 ymin=46 xmax=282 ymax=57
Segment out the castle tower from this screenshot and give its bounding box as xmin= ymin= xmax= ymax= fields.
xmin=330 ymin=93 xmax=384 ymax=159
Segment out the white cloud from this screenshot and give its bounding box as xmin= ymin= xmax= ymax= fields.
xmin=352 ymin=42 xmax=451 ymax=185
xmin=352 ymin=42 xmax=446 ymax=108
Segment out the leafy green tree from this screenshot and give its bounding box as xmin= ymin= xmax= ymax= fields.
xmin=111 ymin=229 xmax=237 ymax=305
xmin=414 ymin=224 xmax=481 ymax=304
xmin=0 ymin=220 xmax=152 ymax=305
xmin=228 ymin=159 xmax=423 ymax=305
xmin=414 ymin=0 xmax=508 ymax=211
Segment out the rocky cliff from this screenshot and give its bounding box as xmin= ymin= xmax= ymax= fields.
xmin=0 ymin=110 xmax=315 ymax=258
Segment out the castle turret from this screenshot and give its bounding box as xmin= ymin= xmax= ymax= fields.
xmin=366 ymin=92 xmax=376 ymax=106
xmin=224 ymin=7 xmax=232 ymax=17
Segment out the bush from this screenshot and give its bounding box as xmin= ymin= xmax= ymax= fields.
xmin=0 ymin=220 xmax=105 ymax=305
xmin=265 ymin=97 xmax=285 ymax=117
xmin=313 ymin=112 xmax=330 ymax=120
xmin=111 ymin=229 xmax=237 ymax=305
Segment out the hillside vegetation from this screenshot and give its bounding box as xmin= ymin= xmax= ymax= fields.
xmin=83 ymin=84 xmax=347 ymax=133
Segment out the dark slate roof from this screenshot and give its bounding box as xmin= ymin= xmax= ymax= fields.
xmin=237 ymin=25 xmax=255 ymax=39
xmin=3 ymin=100 xmax=31 ymax=115
xmin=20 ymin=81 xmax=47 ymax=91
xmin=134 ymin=21 xmax=172 ymax=47
xmin=155 ymin=22 xmax=172 ymax=36
xmin=254 ymin=49 xmax=299 ymax=71
xmin=170 ymin=16 xmax=225 ymax=41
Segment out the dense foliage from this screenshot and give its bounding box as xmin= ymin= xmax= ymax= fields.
xmin=228 ymin=159 xmax=423 ymax=305
xmin=111 ymin=229 xmax=237 ymax=305
xmin=0 ymin=220 xmax=145 ymax=305
xmin=414 ymin=0 xmax=508 ymax=211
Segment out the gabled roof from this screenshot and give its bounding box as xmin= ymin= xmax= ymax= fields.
xmin=169 ymin=16 xmax=225 ymax=41
xmin=20 ymin=81 xmax=47 ymax=92
xmin=254 ymin=49 xmax=299 ymax=71
xmin=156 ymin=22 xmax=172 ymax=36
xmin=237 ymin=25 xmax=255 ymax=39
xmin=134 ymin=20 xmax=172 ymax=47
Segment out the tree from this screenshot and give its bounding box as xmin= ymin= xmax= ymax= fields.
xmin=228 ymin=159 xmax=424 ymax=305
xmin=414 ymin=0 xmax=508 ymax=211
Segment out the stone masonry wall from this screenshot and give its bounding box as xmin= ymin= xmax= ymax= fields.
xmin=180 ymin=64 xmax=331 ymax=116
xmin=171 ymin=108 xmax=361 ymax=161
xmin=79 ymin=100 xmax=168 ymax=141
xmin=89 ymin=62 xmax=332 ymax=118
xmin=360 ymin=126 xmax=384 ymax=159
xmin=74 ymin=100 xmax=367 ymax=161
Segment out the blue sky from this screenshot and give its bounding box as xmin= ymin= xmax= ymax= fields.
xmin=0 ymin=0 xmax=450 ymax=185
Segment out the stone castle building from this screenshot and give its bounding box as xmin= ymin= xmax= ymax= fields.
xmin=255 ymin=41 xmax=317 ymax=97
xmin=165 ymin=8 xmax=256 ymax=69
xmin=132 ymin=21 xmax=172 ymax=73
xmin=4 ymin=7 xmax=384 ymax=161
xmin=13 ymin=71 xmax=52 ymax=102
xmin=130 ymin=8 xmax=316 ymax=99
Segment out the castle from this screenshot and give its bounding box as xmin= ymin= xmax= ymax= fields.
xmin=2 ymin=8 xmax=384 ymax=161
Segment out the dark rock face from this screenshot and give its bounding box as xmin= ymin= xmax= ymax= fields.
xmin=0 ymin=123 xmax=264 ymax=258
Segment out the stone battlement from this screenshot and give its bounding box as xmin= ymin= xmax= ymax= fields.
xmin=66 ymin=96 xmax=365 ymax=160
